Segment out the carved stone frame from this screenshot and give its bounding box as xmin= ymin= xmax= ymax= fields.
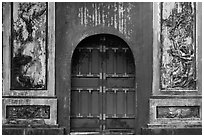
xmin=2 ymin=98 xmax=57 ymax=125
xmin=2 ymin=2 xmax=55 ymax=97
xmin=148 ymin=98 xmax=202 ymax=128
xmin=152 ymin=2 xmax=202 ymax=96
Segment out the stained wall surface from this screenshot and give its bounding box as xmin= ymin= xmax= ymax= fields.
xmin=55 ymin=2 xmax=153 ymax=134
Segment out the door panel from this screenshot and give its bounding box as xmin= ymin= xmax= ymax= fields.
xmin=91 ymin=90 xmax=100 ymax=116
xmin=71 ymin=118 xmax=100 ymax=131
xmin=105 ymin=91 xmax=114 ymax=115
xmin=116 ymin=49 xmax=125 ymax=74
xmin=71 ymin=35 xmax=135 ymax=134
xmin=81 ymin=91 xmax=89 ymax=115
xmin=71 ymin=91 xmax=79 ymax=115
xmin=106 ymin=118 xmax=135 ymax=129
xmin=127 ymin=91 xmax=135 ymax=115
xmin=91 ymin=49 xmax=100 ymax=74
xmin=106 ymin=78 xmax=135 ymax=88
xmin=71 ymin=78 xmax=99 ymax=88
xmin=106 ymin=50 xmax=114 ymax=74
xmin=116 ymin=91 xmax=124 ymax=115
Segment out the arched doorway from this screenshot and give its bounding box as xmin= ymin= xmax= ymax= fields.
xmin=70 ymin=34 xmax=136 ymax=134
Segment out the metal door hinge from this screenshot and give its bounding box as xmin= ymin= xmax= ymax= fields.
xmin=122 ymin=48 xmax=128 ymax=52
xmin=112 ymin=48 xmax=118 ymax=52
xmin=100 ymin=86 xmax=102 ymax=93
xmin=103 ymin=125 xmax=106 ymax=130
xmin=100 ymin=125 xmax=103 ymax=130
xmin=103 ymin=45 xmax=106 ymax=52
xmin=87 ymin=113 xmax=93 ymax=117
xmin=99 ymin=45 xmax=106 ymax=52
xmin=100 ymin=73 xmax=102 ymax=79
xmin=87 ymin=47 xmax=93 ymax=52
xmin=99 ymin=114 xmax=102 ymax=120
xmin=99 ymin=45 xmax=103 ymax=52
xmin=103 ymin=114 xmax=106 ymax=120
xmin=103 ymin=73 xmax=106 ymax=79
xmin=103 ymin=86 xmax=106 ymax=93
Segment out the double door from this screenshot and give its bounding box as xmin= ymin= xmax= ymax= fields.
xmin=71 ymin=35 xmax=136 ymax=134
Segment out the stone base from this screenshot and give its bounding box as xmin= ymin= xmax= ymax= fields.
xmin=2 ymin=126 xmax=65 ymax=135
xmin=141 ymin=127 xmax=202 ymax=135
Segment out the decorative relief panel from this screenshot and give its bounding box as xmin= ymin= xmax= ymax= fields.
xmin=160 ymin=2 xmax=196 ymax=90
xmin=157 ymin=106 xmax=200 ymax=118
xmin=149 ymin=98 xmax=202 ymax=128
xmin=11 ymin=2 xmax=47 ymax=89
xmin=6 ymin=105 xmax=50 ymax=119
xmin=2 ymin=98 xmax=57 ymax=126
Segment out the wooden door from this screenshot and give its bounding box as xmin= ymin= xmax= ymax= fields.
xmin=70 ymin=34 xmax=136 ymax=134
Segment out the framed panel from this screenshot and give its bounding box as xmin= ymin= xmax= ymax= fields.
xmin=2 ymin=2 xmax=55 ymax=96
xmin=152 ymin=2 xmax=202 ymax=95
xmin=11 ymin=2 xmax=47 ymax=90
xmin=157 ymin=106 xmax=200 ymax=119
xmin=70 ymin=118 xmax=100 ymax=132
xmin=70 ymin=34 xmax=136 ymax=133
xmin=149 ymin=98 xmax=202 ymax=128
xmin=2 ymin=98 xmax=57 ymax=126
xmin=106 ymin=118 xmax=135 ymax=129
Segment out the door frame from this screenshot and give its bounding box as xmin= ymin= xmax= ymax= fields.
xmin=69 ymin=33 xmax=138 ymax=134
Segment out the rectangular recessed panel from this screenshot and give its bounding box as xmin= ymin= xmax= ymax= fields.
xmin=71 ymin=118 xmax=100 ymax=131
xmin=71 ymin=78 xmax=99 ymax=88
xmin=92 ymin=49 xmax=100 ymax=74
xmin=107 ymin=78 xmax=134 ymax=88
xmin=106 ymin=118 xmax=135 ymax=129
xmin=106 ymin=50 xmax=114 ymax=74
xmin=117 ymin=91 xmax=124 ymax=115
xmin=127 ymin=92 xmax=135 ymax=115
xmin=160 ymin=2 xmax=196 ymax=90
xmin=6 ymin=105 xmax=50 ymax=119
xmin=81 ymin=91 xmax=89 ymax=115
xmin=92 ymin=91 xmax=99 ymax=115
xmin=71 ymin=91 xmax=79 ymax=115
xmin=157 ymin=106 xmax=200 ymax=118
xmin=11 ymin=2 xmax=47 ymax=89
xmin=106 ymin=92 xmax=114 ymax=115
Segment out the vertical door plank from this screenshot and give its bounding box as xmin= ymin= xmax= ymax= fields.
xmin=106 ymin=91 xmax=114 ymax=115
xmin=116 ymin=49 xmax=124 ymax=74
xmin=92 ymin=49 xmax=100 ymax=74
xmin=117 ymin=91 xmax=124 ymax=115
xmin=92 ymin=90 xmax=99 ymax=116
xmin=106 ymin=49 xmax=114 ymax=74
xmin=71 ymin=90 xmax=79 ymax=116
xmin=81 ymin=90 xmax=89 ymax=116
xmin=127 ymin=91 xmax=135 ymax=115
xmin=80 ymin=49 xmax=89 ymax=74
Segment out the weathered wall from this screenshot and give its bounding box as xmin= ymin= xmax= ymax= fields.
xmin=55 ymin=2 xmax=153 ymax=134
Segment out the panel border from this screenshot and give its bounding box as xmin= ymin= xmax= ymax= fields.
xmin=2 ymin=2 xmax=55 ymax=97
xmin=149 ymin=98 xmax=202 ymax=128
xmin=2 ymin=98 xmax=57 ymax=125
xmin=152 ymin=2 xmax=202 ymax=95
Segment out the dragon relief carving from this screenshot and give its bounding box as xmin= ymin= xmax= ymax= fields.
xmin=161 ymin=2 xmax=196 ymax=90
xmin=12 ymin=2 xmax=47 ymax=89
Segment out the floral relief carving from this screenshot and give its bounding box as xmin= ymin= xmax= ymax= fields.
xmin=157 ymin=106 xmax=200 ymax=118
xmin=6 ymin=105 xmax=50 ymax=119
